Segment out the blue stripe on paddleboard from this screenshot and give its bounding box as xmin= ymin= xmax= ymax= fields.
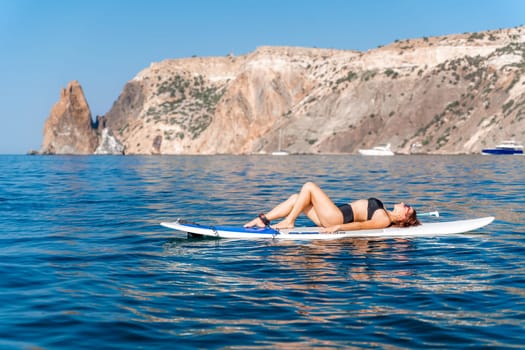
xmin=179 ymin=222 xmax=279 ymax=234
xmin=177 ymin=222 xmax=327 ymax=235
xmin=286 ymin=231 xmax=322 ymax=235
xmin=215 ymin=226 xmax=278 ymax=234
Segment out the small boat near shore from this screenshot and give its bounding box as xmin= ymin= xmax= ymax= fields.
xmin=481 ymin=140 xmax=524 ymax=155
xmin=358 ymin=143 xmax=394 ymax=156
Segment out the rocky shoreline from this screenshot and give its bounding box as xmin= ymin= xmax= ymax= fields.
xmin=39 ymin=26 xmax=525 ymax=155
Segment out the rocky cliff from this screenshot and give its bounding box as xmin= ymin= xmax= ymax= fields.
xmin=40 ymin=81 xmax=99 ymax=154
xmin=40 ymin=81 xmax=124 ymax=155
xmin=42 ymin=26 xmax=525 ymax=155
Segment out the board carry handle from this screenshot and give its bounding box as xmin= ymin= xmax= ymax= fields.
xmin=419 ymin=211 xmax=440 ymax=217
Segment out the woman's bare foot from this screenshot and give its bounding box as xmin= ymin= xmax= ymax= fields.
xmin=272 ymin=219 xmax=295 ymax=229
xmin=244 ymin=217 xmax=265 ymax=228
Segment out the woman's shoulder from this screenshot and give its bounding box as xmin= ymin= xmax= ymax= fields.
xmin=367 ymin=197 xmax=384 ymax=205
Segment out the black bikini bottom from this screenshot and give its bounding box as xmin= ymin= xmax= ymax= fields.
xmin=337 ymin=204 xmax=354 ymax=224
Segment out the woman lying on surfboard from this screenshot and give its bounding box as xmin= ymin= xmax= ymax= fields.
xmin=244 ymin=181 xmax=420 ymax=233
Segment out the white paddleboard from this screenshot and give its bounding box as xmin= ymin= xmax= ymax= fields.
xmin=160 ymin=217 xmax=494 ymax=240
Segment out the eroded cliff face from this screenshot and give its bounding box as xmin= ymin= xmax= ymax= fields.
xmin=40 ymin=81 xmax=98 ymax=154
xmin=43 ymin=26 xmax=525 ymax=155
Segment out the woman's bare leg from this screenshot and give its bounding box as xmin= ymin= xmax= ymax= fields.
xmin=244 ymin=194 xmax=299 ymax=227
xmin=273 ymin=182 xmax=342 ymax=229
xmin=265 ymin=194 xmax=298 ymax=221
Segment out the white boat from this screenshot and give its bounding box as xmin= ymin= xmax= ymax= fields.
xmin=481 ymin=140 xmax=524 ymax=155
xmin=272 ymin=130 xmax=289 ymax=156
xmin=271 ymin=151 xmax=289 ymax=156
xmin=358 ymin=143 xmax=394 ymax=156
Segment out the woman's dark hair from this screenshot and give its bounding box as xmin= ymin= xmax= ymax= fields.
xmin=403 ymin=209 xmax=420 ymax=227
xmin=393 ymin=208 xmax=420 ymax=227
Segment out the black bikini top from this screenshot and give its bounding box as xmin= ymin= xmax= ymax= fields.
xmin=367 ymin=198 xmax=385 ymax=220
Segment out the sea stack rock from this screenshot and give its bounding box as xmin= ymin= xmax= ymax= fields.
xmin=40 ymin=80 xmax=98 ymax=154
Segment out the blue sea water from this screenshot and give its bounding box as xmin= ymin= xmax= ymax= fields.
xmin=0 ymin=154 xmax=524 ymax=349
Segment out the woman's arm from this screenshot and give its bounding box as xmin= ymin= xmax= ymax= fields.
xmin=321 ymin=213 xmax=391 ymax=233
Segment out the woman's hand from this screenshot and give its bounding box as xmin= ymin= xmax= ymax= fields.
xmin=321 ymin=225 xmax=341 ymax=233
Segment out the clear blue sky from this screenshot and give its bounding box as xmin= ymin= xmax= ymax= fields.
xmin=1 ymin=0 xmax=523 ymax=154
